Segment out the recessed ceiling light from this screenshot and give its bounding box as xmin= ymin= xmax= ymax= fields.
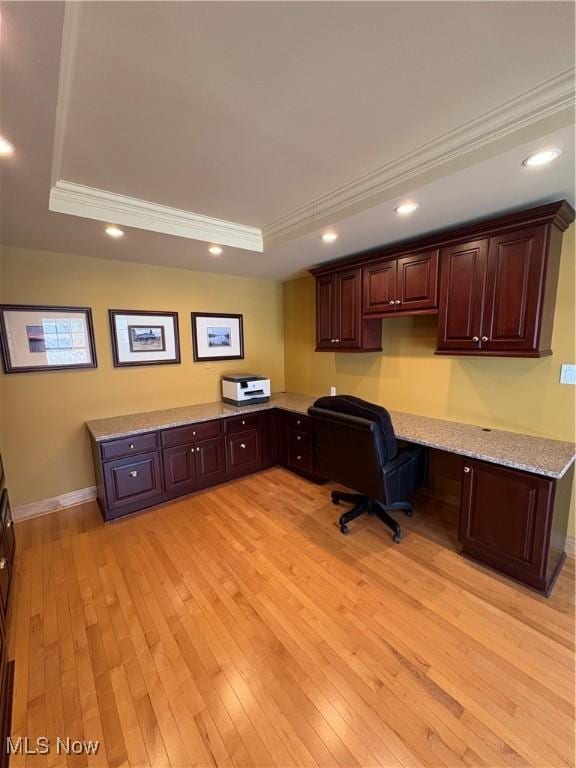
xmin=394 ymin=201 xmax=419 ymax=215
xmin=522 ymin=148 xmax=562 ymax=167
xmin=105 ymin=225 xmax=124 ymax=238
xmin=321 ymin=232 xmax=338 ymax=243
xmin=0 ymin=137 xmax=15 ymax=156
xmin=209 ymin=245 xmax=223 ymax=256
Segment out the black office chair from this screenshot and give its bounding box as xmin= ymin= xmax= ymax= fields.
xmin=308 ymin=395 xmax=427 ymax=542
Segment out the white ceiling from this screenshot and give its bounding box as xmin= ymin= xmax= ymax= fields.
xmin=1 ymin=1 xmax=574 ymax=280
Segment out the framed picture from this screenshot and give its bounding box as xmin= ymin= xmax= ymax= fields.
xmin=0 ymin=305 xmax=97 ymax=373
xmin=109 ymin=310 xmax=180 ymax=367
xmin=191 ymin=312 xmax=244 ymax=362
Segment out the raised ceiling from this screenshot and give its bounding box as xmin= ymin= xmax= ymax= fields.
xmin=1 ymin=1 xmax=574 ymax=279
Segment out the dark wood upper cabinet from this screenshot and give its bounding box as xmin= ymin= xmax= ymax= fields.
xmin=437 ymin=223 xmax=559 ymax=356
xmin=363 ymin=249 xmax=439 ymax=316
xmin=315 ymin=267 xmax=381 ymax=352
xmin=436 ymin=240 xmax=488 ymax=352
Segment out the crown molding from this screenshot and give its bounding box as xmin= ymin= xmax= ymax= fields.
xmin=49 ymin=180 xmax=264 ymax=252
xmin=263 ymin=69 xmax=576 ymax=245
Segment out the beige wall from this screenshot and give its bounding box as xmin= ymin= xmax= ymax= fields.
xmin=1 ymin=246 xmax=285 ymax=506
xmin=284 ymin=226 xmax=576 ymax=534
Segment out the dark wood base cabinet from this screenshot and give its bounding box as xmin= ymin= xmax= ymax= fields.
xmin=93 ymin=408 xmax=322 ymax=522
xmin=0 ymin=457 xmax=15 ymax=768
xmin=459 ymin=459 xmax=572 ymax=595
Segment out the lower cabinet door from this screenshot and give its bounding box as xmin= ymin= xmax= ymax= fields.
xmin=163 ymin=443 xmax=197 ymax=498
xmin=459 ymin=459 xmax=553 ymax=590
xmin=195 ymin=437 xmax=226 ymax=488
xmin=226 ymin=430 xmax=261 ymax=476
xmin=0 ymin=491 xmax=14 ymax=565
xmin=0 ymin=532 xmax=10 ymax=616
xmin=103 ymin=452 xmax=164 ymax=515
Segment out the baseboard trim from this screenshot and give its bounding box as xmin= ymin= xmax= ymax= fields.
xmin=13 ymin=486 xmax=97 ymax=522
xmin=566 ymin=536 xmax=575 ymax=559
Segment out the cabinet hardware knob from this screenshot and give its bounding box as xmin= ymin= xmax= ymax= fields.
xmin=389 ymin=300 xmax=395 ymax=305
xmin=6 ymin=521 xmax=11 ymax=528
xmin=197 ymin=447 xmax=200 ymax=452
xmin=472 ymin=336 xmax=479 ymax=342
xmin=395 ymin=299 xmax=401 ymax=304
xmin=463 ymin=467 xmax=470 ymax=473
xmin=129 ymin=470 xmax=139 ymax=478
xmin=297 ymin=456 xmax=302 ymax=461
xmin=129 ymin=443 xmax=135 ymax=449
xmin=0 ymin=558 xmax=6 ymax=570
xmin=192 ymin=431 xmax=196 ymax=436
xmin=297 ymin=435 xmax=302 ymax=441
xmin=240 ymin=443 xmax=246 ymax=449
xmin=481 ymin=336 xmax=488 ymax=342
xmin=242 ymin=420 xmax=246 ymax=425
xmin=296 ymin=420 xmax=301 ymax=425
xmin=335 ymin=338 xmax=340 ymax=343
xmin=190 ymin=448 xmax=195 ymax=453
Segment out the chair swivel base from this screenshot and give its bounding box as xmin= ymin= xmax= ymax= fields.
xmin=331 ymin=490 xmax=413 ymax=543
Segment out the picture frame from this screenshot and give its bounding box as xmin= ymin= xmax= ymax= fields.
xmin=109 ymin=309 xmax=180 ymax=367
xmin=0 ymin=305 xmax=97 ymax=373
xmin=191 ymin=312 xmax=244 ymax=362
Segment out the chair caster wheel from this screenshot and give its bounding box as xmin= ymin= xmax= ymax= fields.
xmin=340 ymin=525 xmax=349 ymax=534
xmin=404 ymin=509 xmax=413 ymax=517
xmin=393 ymin=533 xmax=401 ymax=544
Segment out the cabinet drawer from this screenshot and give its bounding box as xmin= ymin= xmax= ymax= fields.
xmin=225 ymin=414 xmax=261 ymax=434
xmin=162 ymin=420 xmax=222 ymax=448
xmin=0 ymin=492 xmax=14 ymax=565
xmin=287 ymin=444 xmax=314 ymax=476
xmin=103 ymin=452 xmax=163 ymax=512
xmin=284 ymin=412 xmax=311 ymax=433
xmin=288 ymin=428 xmax=311 ymax=449
xmin=226 ymin=430 xmax=261 ymax=474
xmin=101 ymin=432 xmax=159 ymax=461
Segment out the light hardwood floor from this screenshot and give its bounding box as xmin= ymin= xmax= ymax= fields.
xmin=8 ymin=468 xmax=575 ymax=768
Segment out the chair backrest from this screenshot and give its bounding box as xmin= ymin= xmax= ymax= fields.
xmin=308 ymin=395 xmax=398 ymax=499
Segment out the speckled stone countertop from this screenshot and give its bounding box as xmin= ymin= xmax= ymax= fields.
xmin=86 ymin=392 xmax=576 ymax=479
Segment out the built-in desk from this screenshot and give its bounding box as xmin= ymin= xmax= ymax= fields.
xmin=87 ymin=393 xmax=575 ymax=595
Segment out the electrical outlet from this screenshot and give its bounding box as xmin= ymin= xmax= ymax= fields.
xmin=560 ymin=364 xmax=576 ymax=385
xmin=330 ymin=386 xmax=337 ymax=396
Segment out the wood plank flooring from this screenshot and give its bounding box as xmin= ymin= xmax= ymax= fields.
xmin=8 ymin=468 xmax=575 ymax=768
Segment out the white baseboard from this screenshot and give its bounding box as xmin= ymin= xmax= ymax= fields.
xmin=566 ymin=536 xmax=576 ymax=559
xmin=13 ymin=486 xmax=97 ymax=522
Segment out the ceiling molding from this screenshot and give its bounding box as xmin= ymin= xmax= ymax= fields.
xmin=49 ymin=181 xmax=264 ymax=252
xmin=263 ymin=68 xmax=576 ymax=244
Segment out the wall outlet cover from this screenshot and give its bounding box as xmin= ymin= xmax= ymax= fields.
xmin=560 ymin=364 xmax=576 ymax=385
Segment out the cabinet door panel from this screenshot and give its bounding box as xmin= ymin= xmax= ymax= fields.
xmin=163 ymin=445 xmax=197 ymax=498
xmin=335 ymin=269 xmax=361 ymax=347
xmin=362 ymin=259 xmax=397 ymax=315
xmin=195 ymin=437 xmax=226 ymax=488
xmin=0 ymin=491 xmax=14 ymax=566
xmin=397 ymin=249 xmax=439 ymax=312
xmin=103 ymin=452 xmax=163 ymax=512
xmin=460 ymin=460 xmax=553 ymax=589
xmin=437 ymin=240 xmax=487 ymax=351
xmin=316 ymin=275 xmax=335 ymax=349
xmin=226 ymin=430 xmax=261 ymax=475
xmin=482 ymin=226 xmax=546 ymax=352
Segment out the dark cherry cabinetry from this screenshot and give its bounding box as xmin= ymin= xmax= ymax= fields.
xmin=103 ymin=451 xmax=164 ymax=517
xmin=312 ymin=200 xmax=573 ymax=358
xmin=316 ymin=268 xmax=382 ymax=351
xmin=363 ymin=249 xmax=439 ymax=316
xmin=278 ymin=411 xmax=323 ymax=482
xmin=0 ymin=457 xmax=15 ymax=767
xmin=437 ymin=224 xmax=557 ymax=356
xmin=459 ymin=459 xmax=571 ymax=594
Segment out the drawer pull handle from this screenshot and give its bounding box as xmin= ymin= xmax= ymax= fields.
xmin=240 ymin=443 xmax=246 ymax=449
xmin=129 ymin=443 xmax=135 ymax=449
xmin=463 ymin=467 xmax=470 ymax=473
xmin=129 ymin=470 xmax=139 ymax=478
xmin=0 ymin=558 xmax=7 ymax=570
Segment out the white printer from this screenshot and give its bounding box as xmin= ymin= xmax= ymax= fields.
xmin=222 ymin=374 xmax=271 ymax=406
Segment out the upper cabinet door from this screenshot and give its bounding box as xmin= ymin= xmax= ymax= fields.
xmin=316 ymin=274 xmax=336 ymax=349
xmin=334 ymin=268 xmax=362 ymax=347
xmin=436 ymin=240 xmax=488 ymax=352
xmin=396 ymin=249 xmax=439 ymax=313
xmin=481 ymin=226 xmax=547 ymax=354
xmin=362 ymin=259 xmax=397 ymax=315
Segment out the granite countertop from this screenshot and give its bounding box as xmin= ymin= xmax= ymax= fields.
xmin=86 ymin=392 xmax=576 ymax=480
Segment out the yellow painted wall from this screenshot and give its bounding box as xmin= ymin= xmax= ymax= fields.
xmin=284 ymin=226 xmax=576 ymax=533
xmin=1 ymin=246 xmax=285 ymax=507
